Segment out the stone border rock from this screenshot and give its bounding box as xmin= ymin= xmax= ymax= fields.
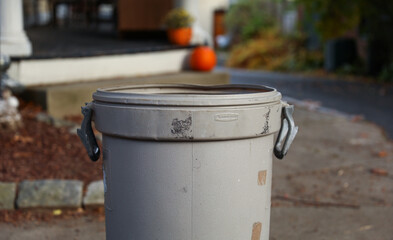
xmin=83 ymin=180 xmax=105 ymax=207
xmin=0 ymin=180 xmax=104 ymax=210
xmin=0 ymin=182 xmax=16 ymax=210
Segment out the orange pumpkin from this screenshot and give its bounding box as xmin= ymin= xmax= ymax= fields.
xmin=190 ymin=46 xmax=217 ymax=71
xmin=167 ymin=28 xmax=192 ymax=46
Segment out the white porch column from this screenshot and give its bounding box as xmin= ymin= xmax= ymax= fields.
xmin=174 ymin=0 xmax=212 ymax=45
xmin=0 ymin=0 xmax=32 ymax=57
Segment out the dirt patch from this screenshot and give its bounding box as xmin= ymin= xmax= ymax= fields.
xmin=0 ymin=208 xmax=105 ymax=225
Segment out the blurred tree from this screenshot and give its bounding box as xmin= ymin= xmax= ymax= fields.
xmin=360 ymin=0 xmax=393 ymax=76
xmin=298 ymin=0 xmax=393 ymax=78
xmin=296 ymin=0 xmax=360 ymax=40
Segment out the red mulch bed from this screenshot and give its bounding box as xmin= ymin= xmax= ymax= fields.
xmin=0 ymin=101 xmax=102 ymax=184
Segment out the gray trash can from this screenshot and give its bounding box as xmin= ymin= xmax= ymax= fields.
xmin=78 ymin=84 xmax=297 ymax=240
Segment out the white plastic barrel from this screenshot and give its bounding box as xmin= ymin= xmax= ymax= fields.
xmin=78 ymin=84 xmax=297 ymax=240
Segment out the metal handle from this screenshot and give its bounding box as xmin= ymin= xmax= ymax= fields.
xmin=77 ymin=102 xmax=100 ymax=161
xmin=274 ymin=105 xmax=298 ymax=159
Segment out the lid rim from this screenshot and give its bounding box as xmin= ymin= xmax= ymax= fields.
xmin=92 ymin=84 xmax=282 ymax=107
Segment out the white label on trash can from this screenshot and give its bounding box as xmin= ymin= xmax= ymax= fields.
xmin=214 ymin=113 xmax=239 ymax=122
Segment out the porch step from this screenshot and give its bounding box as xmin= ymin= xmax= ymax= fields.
xmin=10 ymin=49 xmax=192 ymax=86
xmin=23 ymin=71 xmax=230 ymax=118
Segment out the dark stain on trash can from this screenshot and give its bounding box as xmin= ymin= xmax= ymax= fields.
xmin=171 ymin=115 xmax=193 ymax=139
xmin=261 ymin=109 xmax=271 ymax=135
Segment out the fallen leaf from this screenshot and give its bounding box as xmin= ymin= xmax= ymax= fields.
xmin=378 ymin=151 xmax=388 ymax=158
xmin=359 ymin=133 xmax=369 ymax=138
xmin=370 ymin=168 xmax=388 ymax=176
xmin=358 ymin=225 xmax=373 ymax=231
xmin=76 ymin=208 xmax=84 ymax=214
xmin=53 ymin=209 xmax=62 ymax=216
xmin=12 ymin=152 xmax=33 ymax=158
xmin=98 ymin=215 xmax=105 ymax=222
xmin=351 ymin=115 xmax=364 ymax=122
xmin=337 ymin=169 xmax=344 ymax=176
xmin=12 ymin=135 xmax=34 ymax=143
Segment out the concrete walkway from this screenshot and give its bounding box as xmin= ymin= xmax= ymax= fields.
xmin=269 ymin=107 xmax=393 ymax=239
xmin=0 ymin=216 xmax=105 ymax=240
xmin=2 ymin=207 xmax=391 ymax=240
xmin=1 ymin=105 xmax=392 ymax=239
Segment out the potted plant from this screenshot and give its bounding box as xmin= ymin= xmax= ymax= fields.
xmin=164 ymin=8 xmax=194 ymax=46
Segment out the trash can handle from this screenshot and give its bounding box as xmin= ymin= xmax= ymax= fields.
xmin=77 ymin=102 xmax=100 ymax=162
xmin=274 ymin=105 xmax=298 ymax=159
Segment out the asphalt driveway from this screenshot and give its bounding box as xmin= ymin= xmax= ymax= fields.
xmin=218 ymin=67 xmax=393 ymax=139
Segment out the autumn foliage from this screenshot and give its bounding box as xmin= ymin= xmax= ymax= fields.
xmin=226 ymin=29 xmax=323 ymax=71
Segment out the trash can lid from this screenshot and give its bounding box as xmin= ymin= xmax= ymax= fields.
xmin=93 ymin=84 xmax=281 ymax=106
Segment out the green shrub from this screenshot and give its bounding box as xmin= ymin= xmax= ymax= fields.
xmin=226 ymin=0 xmax=276 ymax=42
xmin=296 ymin=0 xmax=361 ymax=41
xmin=379 ymin=63 xmax=393 ymax=83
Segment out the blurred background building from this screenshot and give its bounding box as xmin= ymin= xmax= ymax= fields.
xmin=1 ymin=0 xmax=392 ymax=113
xmin=1 ymin=0 xmax=230 ymax=87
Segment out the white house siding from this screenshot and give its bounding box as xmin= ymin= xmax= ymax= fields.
xmin=198 ymin=0 xmax=229 ymax=41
